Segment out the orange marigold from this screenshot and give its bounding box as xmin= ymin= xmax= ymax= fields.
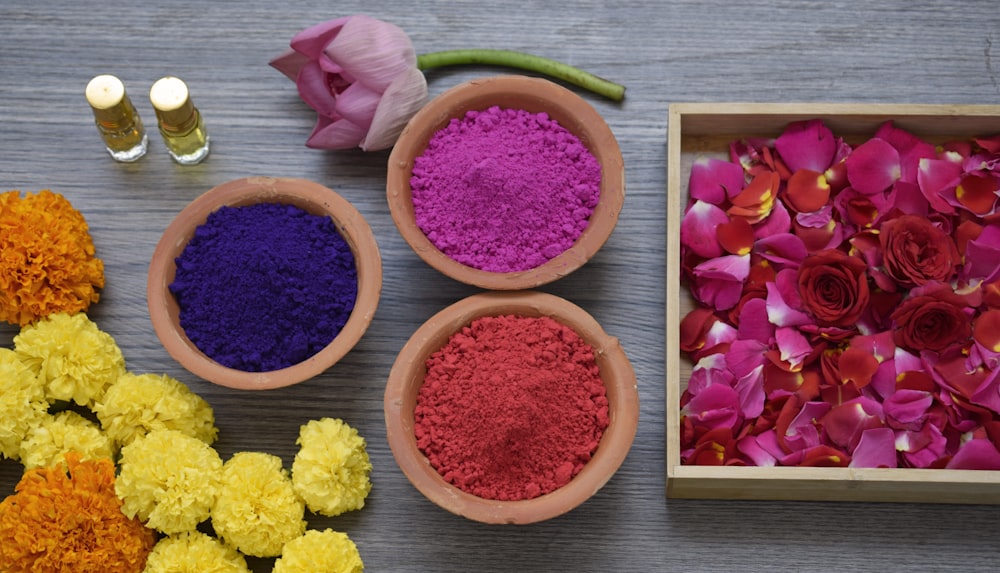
xmin=0 ymin=190 xmax=105 ymax=326
xmin=0 ymin=452 xmax=155 ymax=573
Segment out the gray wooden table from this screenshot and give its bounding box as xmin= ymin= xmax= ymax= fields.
xmin=2 ymin=1 xmax=999 ymax=571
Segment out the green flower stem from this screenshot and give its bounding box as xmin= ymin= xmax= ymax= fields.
xmin=416 ymin=49 xmax=626 ymax=102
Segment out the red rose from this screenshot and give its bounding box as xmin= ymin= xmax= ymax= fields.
xmin=890 ymin=285 xmax=972 ymax=352
xmin=797 ymin=249 xmax=870 ymax=327
xmin=880 ymin=215 xmax=959 ymax=288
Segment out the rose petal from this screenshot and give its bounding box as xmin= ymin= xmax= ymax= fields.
xmin=963 ymin=224 xmax=1000 ymax=283
xmin=917 ymin=156 xmax=963 ymax=211
xmin=736 ymin=433 xmax=778 ymax=466
xmin=780 ymin=444 xmax=851 ymax=467
xmin=946 ymin=438 xmax=1000 ymax=470
xmin=874 ymin=121 xmax=937 ymax=183
xmin=774 ymin=119 xmax=836 ymax=173
xmin=728 ymin=171 xmax=779 ymax=223
xmin=846 ymin=137 xmax=902 ymax=195
xmin=716 ymin=216 xmax=755 ymax=256
xmin=692 ymin=254 xmax=751 ymax=310
xmin=838 ymin=346 xmax=880 ymax=389
xmin=765 ymin=277 xmax=812 ymax=327
xmin=690 ymin=157 xmax=746 ymax=204
xmin=821 ymin=397 xmax=884 ymax=450
xmin=897 ymin=424 xmax=947 ymax=468
xmin=734 ymin=365 xmax=766 ymax=419
xmin=726 ymin=338 xmax=769 ymax=378
xmin=884 ymin=389 xmax=934 ymax=431
xmin=681 ymin=200 xmax=730 ymax=259
xmin=776 ymin=326 xmax=812 ymax=369
xmin=849 ymin=427 xmax=898 ymax=468
xmin=754 ymin=198 xmax=792 ymax=239
xmin=781 ymin=400 xmax=832 ymax=452
xmin=680 ymin=307 xmax=718 ymax=353
xmin=736 ymin=298 xmax=774 ymax=343
xmin=683 ymin=383 xmax=742 ymax=431
xmin=974 ymin=309 xmax=1000 ymax=353
xmin=754 ymin=233 xmax=808 ymax=269
xmin=955 ymin=172 xmax=1000 ymax=215
xmin=785 ymin=169 xmax=832 ymax=213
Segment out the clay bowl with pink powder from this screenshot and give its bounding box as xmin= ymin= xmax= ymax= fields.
xmin=384 ymin=290 xmax=639 ymax=524
xmin=386 ymin=75 xmax=625 ymax=290
xmin=147 ymin=176 xmax=382 ymax=390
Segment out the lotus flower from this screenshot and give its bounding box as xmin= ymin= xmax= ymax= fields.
xmin=271 ymin=16 xmax=625 ymax=151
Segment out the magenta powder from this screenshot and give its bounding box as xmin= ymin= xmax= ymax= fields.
xmin=410 ymin=106 xmax=602 ymax=272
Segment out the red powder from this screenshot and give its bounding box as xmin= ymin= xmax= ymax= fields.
xmin=414 ymin=314 xmax=609 ymax=501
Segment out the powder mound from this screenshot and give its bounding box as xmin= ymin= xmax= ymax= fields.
xmin=169 ymin=202 xmax=357 ymax=372
xmin=414 ymin=314 xmax=609 ymax=501
xmin=410 ymin=106 xmax=602 ymax=273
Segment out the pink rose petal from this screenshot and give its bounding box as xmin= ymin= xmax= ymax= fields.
xmin=774 ymin=119 xmax=837 ymax=173
xmin=692 ymin=254 xmax=751 ymax=310
xmin=690 ymin=157 xmax=746 ymax=204
xmin=681 ymin=200 xmax=730 ymax=259
xmin=946 ymin=438 xmax=1000 ymax=470
xmin=846 ymin=137 xmax=902 ymax=195
xmin=849 ymin=428 xmax=898 ymax=468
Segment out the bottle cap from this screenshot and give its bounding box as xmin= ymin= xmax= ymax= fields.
xmin=86 ymin=74 xmax=135 ymax=127
xmin=150 ymin=76 xmax=198 ymax=132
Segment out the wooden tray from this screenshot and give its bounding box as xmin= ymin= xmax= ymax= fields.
xmin=665 ymin=102 xmax=1000 ymax=503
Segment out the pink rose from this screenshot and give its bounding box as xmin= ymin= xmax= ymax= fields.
xmin=796 ymin=249 xmax=870 ymax=327
xmin=270 ymin=16 xmax=429 ymax=150
xmin=879 ymin=214 xmax=959 ymax=288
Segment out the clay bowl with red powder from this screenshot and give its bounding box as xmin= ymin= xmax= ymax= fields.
xmin=147 ymin=176 xmax=382 ymax=390
xmin=384 ymin=290 xmax=639 ymax=524
xmin=386 ymin=75 xmax=625 ymax=290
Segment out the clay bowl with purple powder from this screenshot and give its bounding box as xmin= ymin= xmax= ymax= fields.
xmin=147 ymin=176 xmax=382 ymax=390
xmin=386 ymin=75 xmax=625 ymax=290
xmin=384 ymin=290 xmax=639 ymax=524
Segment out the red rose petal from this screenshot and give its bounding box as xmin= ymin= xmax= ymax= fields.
xmin=728 ymin=171 xmax=779 ymax=223
xmin=680 ymin=307 xmax=718 ymax=353
xmin=974 ymin=309 xmax=1000 ymax=353
xmin=838 ymin=346 xmax=879 ymax=389
xmin=956 ymin=172 xmax=1000 ymax=215
xmin=785 ymin=169 xmax=832 ymax=213
xmin=716 ymin=216 xmax=755 ymax=256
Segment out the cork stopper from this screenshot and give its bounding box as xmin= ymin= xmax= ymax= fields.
xmin=150 ymin=76 xmax=198 ymax=132
xmin=86 ymin=74 xmax=134 ymax=127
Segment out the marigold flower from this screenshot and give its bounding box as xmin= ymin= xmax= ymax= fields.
xmin=0 ymin=347 xmax=46 ymax=460
xmin=116 ymin=429 xmax=223 ymax=534
xmin=19 ymin=410 xmax=114 ymax=470
xmin=14 ymin=312 xmax=125 ymax=406
xmin=0 ymin=189 xmax=104 ymax=326
xmin=93 ymin=371 xmax=218 ymax=449
xmin=272 ymin=529 xmax=364 ymax=573
xmin=0 ymin=452 xmax=154 ymax=573
xmin=292 ymin=417 xmax=372 ymax=517
xmin=143 ymin=531 xmax=250 ymax=573
xmin=212 ymin=451 xmax=306 ymax=558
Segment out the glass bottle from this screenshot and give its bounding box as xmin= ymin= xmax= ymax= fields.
xmin=85 ymin=74 xmax=148 ymax=162
xmin=149 ymin=76 xmax=210 ymax=165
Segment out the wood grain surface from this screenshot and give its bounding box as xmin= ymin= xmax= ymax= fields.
xmin=2 ymin=1 xmax=999 ymax=571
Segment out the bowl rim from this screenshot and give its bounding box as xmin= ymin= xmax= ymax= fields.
xmin=384 ymin=290 xmax=639 ymax=524
xmin=146 ymin=176 xmax=382 ymax=390
xmin=386 ymin=75 xmax=625 ymax=290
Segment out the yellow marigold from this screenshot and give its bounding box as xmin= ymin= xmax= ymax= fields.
xmin=291 ymin=417 xmax=372 ymax=517
xmin=143 ymin=531 xmax=250 ymax=573
xmin=116 ymin=429 xmax=223 ymax=534
xmin=14 ymin=312 xmax=125 ymax=406
xmin=0 ymin=190 xmax=104 ymax=326
xmin=0 ymin=452 xmax=154 ymax=573
xmin=212 ymin=451 xmax=306 ymax=558
xmin=0 ymin=347 xmax=46 ymax=460
xmin=93 ymin=371 xmax=218 ymax=449
xmin=19 ymin=410 xmax=114 ymax=470
xmin=272 ymin=529 xmax=364 ymax=573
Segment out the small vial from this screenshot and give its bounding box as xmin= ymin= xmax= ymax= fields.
xmin=85 ymin=74 xmax=148 ymax=162
xmin=149 ymin=76 xmax=210 ymax=165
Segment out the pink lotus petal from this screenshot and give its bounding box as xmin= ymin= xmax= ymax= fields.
xmin=737 ymin=298 xmax=775 ymax=343
xmin=689 ymin=157 xmax=746 ymax=204
xmin=362 ymin=66 xmax=428 ymax=150
xmin=821 ymin=396 xmax=884 ymax=450
xmin=692 ymin=254 xmax=751 ymax=310
xmin=736 ymin=433 xmax=777 ymax=466
xmin=305 ymin=114 xmax=367 ymax=149
xmin=322 ymin=15 xmax=417 ymax=92
xmin=754 ymin=233 xmax=808 ymax=269
xmin=776 ymin=326 xmax=812 ymax=368
xmin=774 ymin=119 xmax=837 ymax=173
xmin=946 ymin=438 xmax=1000 ymax=470
xmin=846 ymin=138 xmax=902 ymax=195
xmin=269 ymin=47 xmax=311 ymax=82
xmin=286 ymin=17 xmax=352 ymax=60
xmin=874 ymin=121 xmax=937 ymax=183
xmin=884 ymin=389 xmax=934 ymax=431
xmin=681 ymin=200 xmax=730 ymax=258
xmin=849 ymin=427 xmax=898 ymax=468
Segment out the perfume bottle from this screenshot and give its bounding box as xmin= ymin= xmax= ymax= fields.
xmin=149 ymin=76 xmax=210 ymax=165
xmin=85 ymin=74 xmax=148 ymax=162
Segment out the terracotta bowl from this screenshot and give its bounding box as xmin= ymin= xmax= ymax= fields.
xmin=386 ymin=75 xmax=625 ymax=290
xmin=147 ymin=176 xmax=382 ymax=390
xmin=384 ymin=290 xmax=639 ymax=524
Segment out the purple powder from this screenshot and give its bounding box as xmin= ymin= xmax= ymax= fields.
xmin=169 ymin=202 xmax=357 ymax=372
xmin=410 ymin=105 xmax=601 ymax=272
